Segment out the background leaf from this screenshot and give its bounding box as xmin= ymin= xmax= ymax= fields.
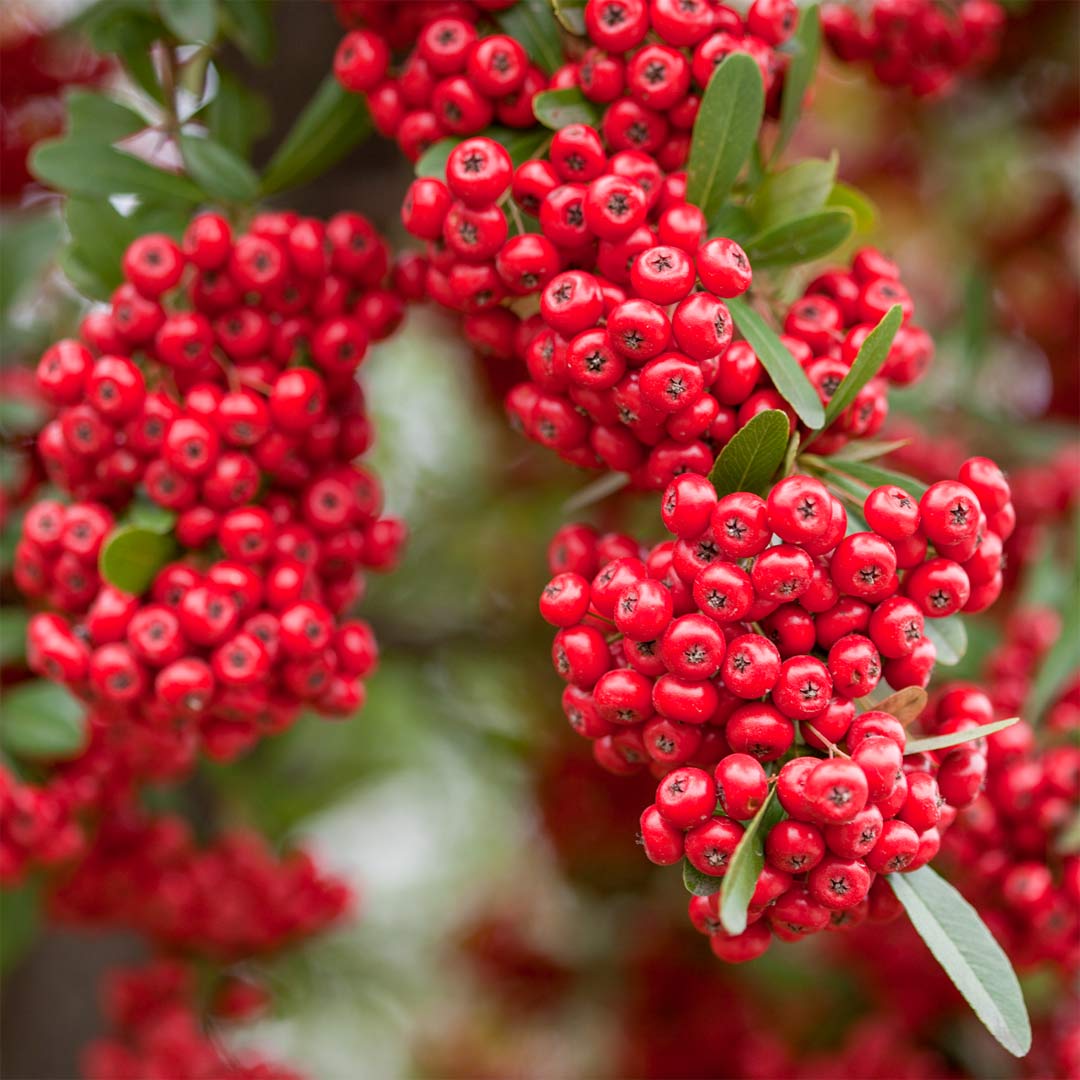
xmin=744 ymin=207 xmax=854 ymax=267
xmin=923 ymin=615 xmax=968 ymax=666
xmin=889 ymin=867 xmax=1031 ymax=1057
xmin=728 ymin=298 xmax=826 ymax=428
xmin=219 ymin=0 xmax=275 ymax=63
xmin=160 ymin=0 xmax=219 ymax=42
xmin=531 ymin=88 xmax=602 ymax=130
xmin=686 ymin=54 xmax=765 ymax=221
xmin=495 ymin=2 xmax=563 ymax=73
xmin=905 ymin=717 xmax=1018 ymax=756
xmin=806 ymin=456 xmax=929 ymax=499
xmin=0 ymin=609 xmax=29 ymax=665
xmin=64 ymin=197 xmax=138 ymax=299
xmin=819 ymin=304 xmax=903 ymax=429
xmin=708 ymin=408 xmax=791 ymax=498
xmin=828 ymin=180 xmax=878 ymax=233
xmin=752 ymin=155 xmax=836 ymax=231
xmin=0 ymin=883 xmax=40 ymax=974
xmin=99 ymin=526 xmax=179 ymax=596
xmin=64 ymin=89 xmax=147 ymax=142
xmin=179 ymin=133 xmax=260 ymax=203
xmin=719 ymin=789 xmax=783 ymax=935
xmin=774 ymin=4 xmax=820 ymax=159
xmin=0 ymin=681 xmax=88 ymax=761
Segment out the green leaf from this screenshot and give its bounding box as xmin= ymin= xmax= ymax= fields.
xmin=65 ymin=89 xmax=147 ymax=142
xmin=206 ymin=69 xmax=271 ymax=157
xmin=550 ymin=0 xmax=585 ymax=35
xmin=774 ymin=4 xmax=820 ymax=160
xmin=889 ymin=867 xmax=1031 ymax=1057
xmin=827 ymin=181 xmax=878 ymax=234
xmin=683 ymin=858 xmax=722 ymax=897
xmin=0 ymin=212 xmax=62 ymax=316
xmin=0 ymin=883 xmax=40 ymax=974
xmin=31 ymin=137 xmax=204 ymax=203
xmin=128 ymin=502 xmax=179 ymax=533
xmin=178 ymin=133 xmax=259 ymax=203
xmin=65 ymin=197 xmax=138 ymax=296
xmin=719 ymin=789 xmax=784 ymax=935
xmin=260 ymin=75 xmax=372 ymax=196
xmin=708 ymin=408 xmax=791 ymax=498
xmin=827 ymin=437 xmax=911 ymax=463
xmin=219 ymin=0 xmax=275 ymax=63
xmin=531 ymin=88 xmax=602 ymax=130
xmin=753 ymin=155 xmax=836 ymax=232
xmin=707 ymin=203 xmax=756 ymax=245
xmin=0 ymin=680 xmax=89 ymax=760
xmin=686 ymin=53 xmax=765 ymax=222
xmin=923 ymin=615 xmax=968 ymax=667
xmin=905 ymin=716 xmax=1019 ymax=756
xmin=495 ymin=2 xmax=563 ymax=74
xmin=819 ymin=304 xmax=902 ymax=429
xmin=160 ymin=0 xmax=219 ymax=42
xmin=744 ymin=207 xmax=854 ymax=267
xmin=1025 ymin=595 xmax=1080 ymax=722
xmin=728 ymin=297 xmax=826 ymax=428
xmin=0 ymin=609 xmax=29 ymax=665
xmin=805 ymin=455 xmax=928 ymax=499
xmin=99 ymin=526 xmax=178 ymax=596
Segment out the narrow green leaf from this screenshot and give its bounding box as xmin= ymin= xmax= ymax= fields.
xmin=774 ymin=4 xmax=820 ymax=160
xmin=0 ymin=882 xmax=40 ymax=974
xmin=753 ymin=155 xmax=836 ymax=232
xmin=0 ymin=212 xmax=62 ymax=316
xmin=57 ymin=246 xmax=114 ymax=302
xmin=31 ymin=137 xmax=203 ymax=203
xmin=805 ymin=454 xmax=928 ymax=499
xmin=260 ymin=75 xmax=371 ymax=196
xmin=719 ymin=789 xmax=784 ymax=935
xmin=905 ymin=716 xmax=1019 ymax=756
xmin=683 ymin=858 xmax=722 ymax=897
xmin=495 ymin=2 xmax=563 ymax=74
xmin=76 ymin=5 xmax=165 ymax=103
xmin=728 ymin=298 xmax=825 ymax=428
xmin=0 ymin=681 xmax=89 ymax=760
xmin=889 ymin=867 xmax=1031 ymax=1057
xmin=819 ymin=304 xmax=902 ymax=429
xmin=744 ymin=207 xmax=855 ymax=267
xmin=827 ymin=437 xmax=912 ymax=463
xmin=178 ymin=133 xmax=259 ymax=203
xmin=64 ymin=89 xmax=147 ymax=142
xmin=99 ymin=526 xmax=178 ymax=596
xmin=828 ymin=181 xmax=878 ymax=234
xmin=531 ymin=88 xmax=602 ymax=130
xmin=1056 ymin=810 xmax=1080 ymax=855
xmin=923 ymin=615 xmax=968 ymax=667
xmin=206 ymin=69 xmax=271 ymax=157
xmin=708 ymin=409 xmax=791 ymax=499
xmin=1024 ymin=595 xmax=1080 ymax=721
xmin=160 ymin=0 xmax=219 ymax=42
xmin=550 ymin=0 xmax=586 ymax=35
xmin=0 ymin=609 xmax=29 ymax=665
xmin=686 ymin=54 xmax=765 ymax=222
xmin=219 ymin=0 xmax=275 ymax=63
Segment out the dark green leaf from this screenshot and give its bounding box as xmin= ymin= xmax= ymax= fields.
xmin=774 ymin=4 xmax=820 ymax=160
xmin=495 ymin=2 xmax=563 ymax=74
xmin=1056 ymin=811 xmax=1080 ymax=855
xmin=744 ymin=207 xmax=854 ymax=267
xmin=0 ymin=609 xmax=29 ymax=665
xmin=753 ymin=155 xmax=836 ymax=231
xmin=728 ymin=297 xmax=826 ymax=428
xmin=75 ymin=4 xmax=165 ymax=102
xmin=65 ymin=197 xmax=138 ymax=295
xmin=0 ymin=212 xmax=62 ymax=316
xmin=64 ymin=89 xmax=147 ymax=142
xmin=905 ymin=716 xmax=1018 ymax=756
xmin=819 ymin=304 xmax=902 ymax=429
xmin=889 ymin=867 xmax=1031 ymax=1057
xmin=31 ymin=137 xmax=204 ymax=203
xmin=550 ymin=0 xmax=585 ymax=35
xmin=923 ymin=615 xmax=968 ymax=667
xmin=686 ymin=53 xmax=765 ymax=221
xmin=1 ymin=680 xmax=88 ymax=760
xmin=260 ymin=75 xmax=372 ymax=196
xmin=206 ymin=69 xmax=271 ymax=157
xmin=57 ymin=246 xmax=114 ymax=302
xmin=0 ymin=883 xmax=40 ymax=974
xmin=683 ymin=858 xmax=722 ymax=897
xmin=827 ymin=181 xmax=878 ymax=233
xmin=219 ymin=0 xmax=275 ymax=63
xmin=128 ymin=203 xmax=191 ymax=240
xmin=720 ymin=789 xmax=784 ymax=935
xmin=531 ymin=88 xmax=602 ymax=130
xmin=160 ymin=0 xmax=219 ymax=42
xmin=708 ymin=408 xmax=791 ymax=498
xmin=178 ymin=133 xmax=259 ymax=203
xmin=707 ymin=203 xmax=756 ymax=245
xmin=804 ymin=454 xmax=928 ymax=498
xmin=1025 ymin=594 xmax=1080 ymax=721
xmin=99 ymin=526 xmax=178 ymax=596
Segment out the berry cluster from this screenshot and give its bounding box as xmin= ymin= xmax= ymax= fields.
xmin=822 ymin=0 xmax=1006 ymax=97
xmin=18 ymin=212 xmax=407 ymax=763
xmin=333 ymin=0 xmax=545 ymax=161
xmin=49 ymin=811 xmax=351 ymax=960
xmin=83 ymin=960 xmax=303 ymax=1080
xmin=540 ymin=457 xmax=1014 ymax=959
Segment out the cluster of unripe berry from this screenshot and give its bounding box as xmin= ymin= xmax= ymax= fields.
xmin=540 ymin=455 xmax=1015 ymax=959
xmin=17 ymin=213 xmax=407 ymax=766
xmin=822 ymin=0 xmax=1005 ymax=97
xmin=84 ymin=959 xmax=303 ymax=1080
